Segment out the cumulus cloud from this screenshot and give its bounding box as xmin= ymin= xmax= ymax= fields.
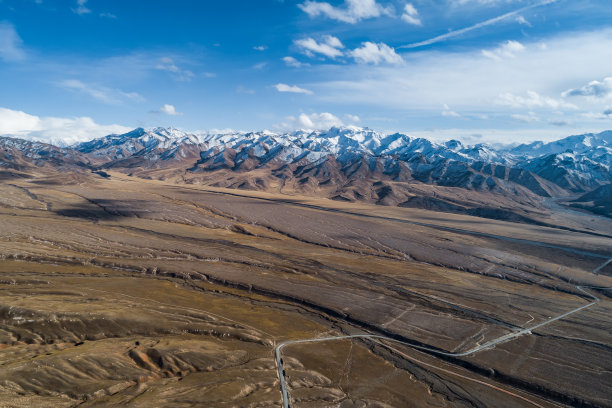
xmin=442 ymin=104 xmax=461 ymax=117
xmin=562 ymin=77 xmax=612 ymax=98
xmin=56 ymin=79 xmax=144 ymax=104
xmin=605 ymin=107 xmax=612 ymax=116
xmin=0 ymin=22 xmax=26 ymax=62
xmin=158 ymin=104 xmax=183 ymax=116
xmin=298 ymin=0 xmax=393 ymax=24
xmin=253 ymin=45 xmax=267 ymax=51
xmin=482 ymin=40 xmax=525 ymax=60
xmin=304 ymin=30 xmax=612 ymax=136
xmin=350 ymin=42 xmax=403 ymax=65
xmin=295 ymin=36 xmax=344 ymax=59
xmin=274 ymin=83 xmax=313 ymax=95
xmin=99 ymin=12 xmax=117 ymax=19
xmin=283 ymin=56 xmax=308 ymax=68
xmin=401 ymin=4 xmax=422 ymax=26
xmin=276 ymin=112 xmax=345 ymax=130
xmin=73 ymin=0 xmax=91 ymax=14
xmin=155 ymin=57 xmax=195 ymax=81
xmin=496 ymin=91 xmax=576 ymax=110
xmin=0 ymin=107 xmax=131 ymax=145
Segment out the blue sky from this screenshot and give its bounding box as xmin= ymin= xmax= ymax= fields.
xmin=1 ymin=0 xmax=612 ymax=145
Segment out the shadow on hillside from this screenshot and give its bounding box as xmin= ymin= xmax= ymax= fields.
xmin=54 ymin=199 xmax=152 ymax=221
xmin=0 ymin=171 xmax=29 ymax=181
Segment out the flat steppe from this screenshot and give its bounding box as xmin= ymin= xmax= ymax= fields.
xmin=0 ymin=172 xmax=611 ymax=407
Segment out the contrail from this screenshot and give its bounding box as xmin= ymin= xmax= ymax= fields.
xmin=398 ymin=0 xmax=560 ymax=49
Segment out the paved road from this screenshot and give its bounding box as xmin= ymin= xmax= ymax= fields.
xmin=593 ymin=258 xmax=612 ymax=275
xmin=275 ymin=258 xmax=612 ymax=408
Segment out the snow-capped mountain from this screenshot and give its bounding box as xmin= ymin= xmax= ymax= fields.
xmin=505 ymin=131 xmax=612 ymax=192
xmin=67 ymin=126 xmax=610 ymax=199
xmin=508 ymin=131 xmax=612 ymax=158
xmin=76 ymin=127 xmax=203 ymax=162
xmin=3 ymin=125 xmax=610 ymax=221
xmin=0 ymin=136 xmax=89 ymax=171
xmin=74 ymin=126 xmax=516 ymax=167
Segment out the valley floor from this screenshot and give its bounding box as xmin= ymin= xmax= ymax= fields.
xmin=0 ymin=172 xmax=611 ymax=407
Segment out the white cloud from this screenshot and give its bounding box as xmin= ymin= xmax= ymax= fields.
xmin=253 ymin=45 xmax=267 ymax=51
xmin=496 ymin=91 xmax=577 ymax=110
xmin=401 ymin=4 xmax=422 ymax=26
xmin=252 ymin=62 xmax=267 ymax=70
xmin=511 ymin=112 xmax=540 ymax=123
xmin=157 ymin=104 xmax=183 ymax=116
xmin=298 ymin=0 xmax=393 ymax=24
xmin=155 ymin=57 xmax=195 ymax=81
xmin=515 ymin=15 xmax=531 ymax=26
xmin=308 ymin=29 xmax=612 ymax=139
xmin=400 ymin=0 xmax=559 ymax=49
xmin=562 ymin=77 xmax=612 ymax=98
xmin=481 ymin=40 xmax=525 ymax=60
xmin=450 ymin=0 xmax=526 ymax=5
xmin=0 ymin=22 xmax=26 ymax=62
xmin=548 ymin=119 xmax=572 ymax=126
xmin=274 ymin=83 xmax=313 ymax=95
xmin=73 ymin=0 xmax=91 ymax=14
xmin=99 ymin=12 xmax=117 ymax=19
xmin=56 ymin=79 xmax=144 ymax=104
xmin=236 ymin=85 xmax=255 ymax=95
xmin=442 ymin=104 xmax=461 ymax=117
xmin=295 ymin=36 xmax=344 ymax=59
xmin=402 ymin=127 xmax=582 ymax=145
xmin=0 ymin=107 xmax=131 ymax=146
xmin=344 ymin=114 xmax=361 ymax=123
xmin=350 ymin=42 xmax=403 ymax=65
xmin=283 ymin=56 xmax=308 ymax=68
xmin=582 ymin=108 xmax=612 ymax=120
xmin=276 ymin=112 xmax=345 ymax=131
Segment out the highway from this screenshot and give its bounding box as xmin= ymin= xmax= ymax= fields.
xmin=275 ymin=258 xmax=612 ymax=408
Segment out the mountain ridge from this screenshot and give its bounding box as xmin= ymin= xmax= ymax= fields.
xmin=2 ymin=126 xmax=610 ymax=222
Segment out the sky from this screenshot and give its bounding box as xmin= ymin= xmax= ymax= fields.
xmin=1 ymin=0 xmax=612 ymax=145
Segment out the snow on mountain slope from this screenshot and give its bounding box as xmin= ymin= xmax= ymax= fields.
xmin=519 ymin=150 xmax=611 ymax=192
xmin=508 ymin=130 xmax=612 ymax=158
xmin=0 ymin=136 xmax=89 ymax=171
xmin=60 ymin=126 xmax=612 ymax=198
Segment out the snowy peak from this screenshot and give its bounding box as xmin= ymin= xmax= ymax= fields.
xmin=0 ymin=135 xmax=88 ymax=170
xmin=52 ymin=126 xmax=612 ymax=196
xmin=74 ymin=127 xmax=203 ymax=161
xmin=509 ymin=130 xmax=612 ymax=158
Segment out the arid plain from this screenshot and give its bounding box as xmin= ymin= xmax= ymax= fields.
xmin=0 ymin=171 xmax=611 ymax=408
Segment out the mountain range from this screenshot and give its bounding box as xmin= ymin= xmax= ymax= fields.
xmin=1 ymin=126 xmax=611 ymax=220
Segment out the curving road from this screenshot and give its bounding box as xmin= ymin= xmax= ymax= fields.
xmin=275 ymin=258 xmax=612 ymax=408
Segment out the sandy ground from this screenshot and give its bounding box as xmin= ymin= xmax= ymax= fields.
xmin=0 ymin=172 xmax=610 ymax=407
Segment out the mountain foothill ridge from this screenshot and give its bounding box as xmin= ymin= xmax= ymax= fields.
xmin=1 ymin=126 xmax=611 ymax=220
